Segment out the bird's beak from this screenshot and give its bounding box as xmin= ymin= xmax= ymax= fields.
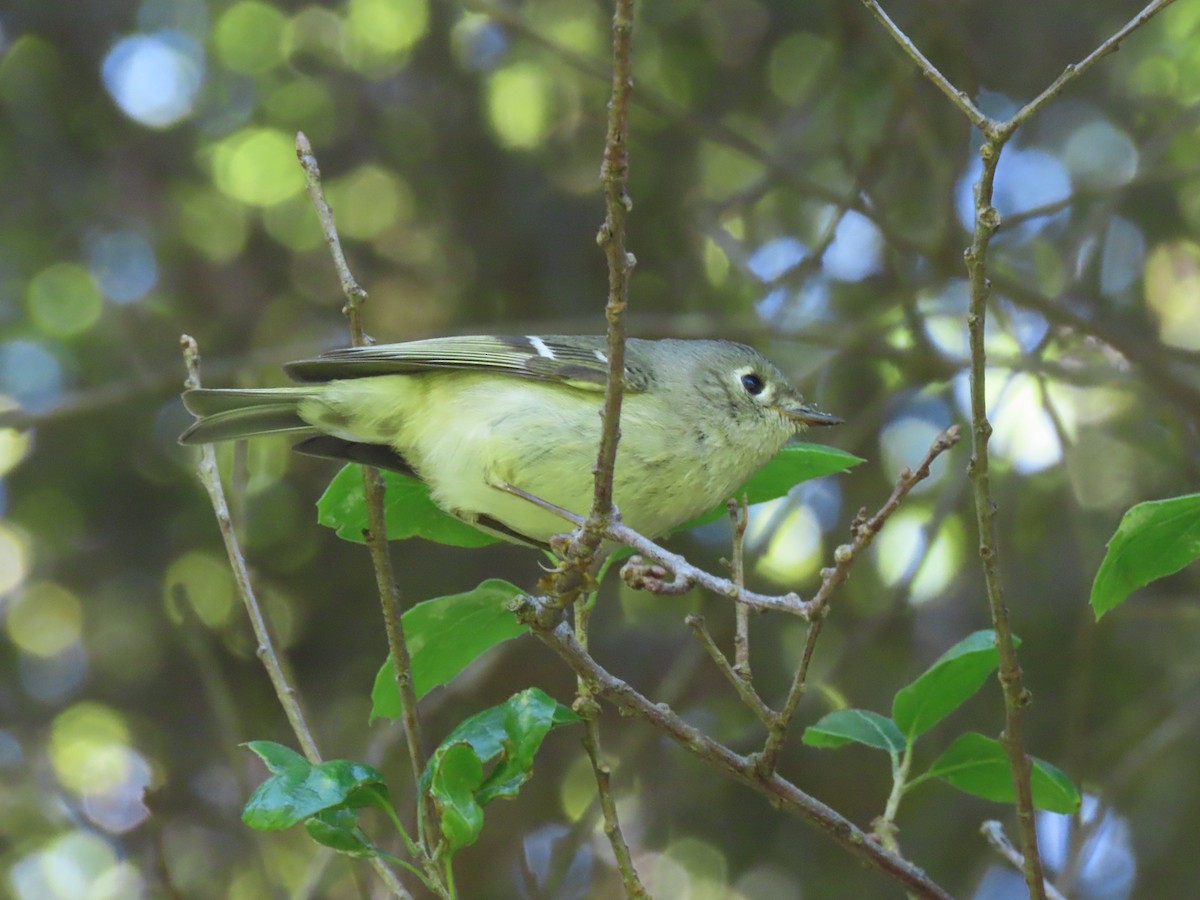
xmin=781 ymin=402 xmax=843 ymax=427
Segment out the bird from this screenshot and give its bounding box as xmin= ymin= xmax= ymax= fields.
xmin=179 ymin=335 xmax=840 ymax=548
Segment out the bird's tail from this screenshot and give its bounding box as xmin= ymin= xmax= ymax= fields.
xmin=179 ymin=387 xmax=318 ymax=444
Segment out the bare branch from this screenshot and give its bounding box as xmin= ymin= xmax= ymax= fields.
xmin=509 ymin=607 xmax=953 ymax=900
xmin=757 ymin=425 xmax=961 ymax=773
xmin=981 ymin=822 xmax=1068 ymax=900
xmin=999 ymin=0 xmax=1179 ymax=138
xmin=728 ymin=497 xmax=752 ymax=680
xmin=295 ymin=132 xmax=437 ymax=873
xmin=180 ymin=335 xmax=410 ymax=900
xmin=686 ymin=614 xmax=774 ymax=727
xmin=860 ymin=0 xmax=992 ymax=132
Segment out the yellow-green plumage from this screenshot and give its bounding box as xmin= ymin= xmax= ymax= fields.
xmin=180 ymin=335 xmax=839 ymax=546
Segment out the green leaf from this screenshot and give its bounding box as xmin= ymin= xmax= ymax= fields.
xmin=678 ymin=443 xmax=864 ymax=531
xmin=1090 ymin=493 xmax=1200 ymax=620
xmin=305 ymin=808 xmax=378 ymax=858
xmin=802 ymin=709 xmax=906 ymax=753
xmin=242 ymin=749 xmax=389 ymax=831
xmin=244 ymin=740 xmax=308 ymax=775
xmin=892 ymin=630 xmax=1019 ymax=741
xmin=421 ymin=688 xmax=580 ymax=852
xmin=370 ymin=579 xmax=528 ymax=722
xmin=429 ymin=742 xmax=486 ymax=852
xmin=317 ymin=464 xmax=499 ymax=547
xmin=922 ymin=732 xmax=1081 ymax=814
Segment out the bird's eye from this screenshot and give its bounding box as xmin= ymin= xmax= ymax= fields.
xmin=740 ymin=373 xmax=765 ymax=396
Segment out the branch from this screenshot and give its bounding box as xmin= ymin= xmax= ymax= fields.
xmin=999 ymin=0 xmax=1179 ymax=139
xmin=981 ymin=822 xmax=1068 ymax=900
xmin=727 ymin=497 xmax=753 ymax=679
xmin=757 ymin=425 xmax=961 ymax=773
xmin=686 ymin=613 xmax=774 ymax=727
xmin=295 ymin=133 xmax=438 ymax=868
xmin=496 ymin=481 xmax=815 ymax=618
xmin=863 ymin=3 xmax=1177 ymax=893
xmin=860 ymin=0 xmax=992 ymax=132
xmin=179 ymin=336 xmax=410 ymax=900
xmin=963 ymin=133 xmax=1047 ymax=899
xmin=543 ymin=0 xmax=637 ymax=605
xmin=509 ymin=608 xmax=953 ymax=899
xmin=561 ymin=4 xmax=646 ymax=894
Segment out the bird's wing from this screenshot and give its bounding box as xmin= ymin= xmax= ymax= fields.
xmin=284 ymin=335 xmax=650 ymax=391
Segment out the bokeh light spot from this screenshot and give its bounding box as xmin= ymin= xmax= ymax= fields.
xmin=1063 ymin=120 xmax=1138 ymax=191
xmin=1145 ymin=240 xmax=1200 ymax=349
xmin=344 ymin=0 xmax=429 ymax=74
xmin=175 ymin=186 xmax=249 ymax=262
xmin=487 ymin=63 xmax=552 ymax=149
xmin=754 ymin=503 xmax=822 ymax=584
xmin=0 ymin=523 xmax=30 ymax=596
xmin=212 ymin=127 xmax=304 ymax=206
xmin=6 ymin=582 xmax=83 ymax=658
xmin=101 ymin=30 xmax=205 ymax=128
xmin=87 ymin=231 xmax=158 ymax=304
xmin=27 ymin=262 xmax=103 ymax=338
xmin=8 ymin=830 xmax=126 ymax=900
xmin=214 ymin=1 xmax=287 ymax=75
xmin=451 ymin=13 xmax=508 ymax=72
xmin=874 ymin=509 xmax=927 ymax=587
xmin=0 ymin=340 xmax=65 ymax=414
xmin=164 ymin=551 xmax=236 ymax=628
xmin=49 ymin=703 xmax=132 ymax=795
xmin=823 ymin=210 xmax=882 ymax=282
xmin=327 ymin=165 xmax=413 ymax=240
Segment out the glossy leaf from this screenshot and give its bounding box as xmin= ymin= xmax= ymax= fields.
xmin=922 ymin=732 xmax=1081 ymax=814
xmin=422 ymin=688 xmax=579 ymax=853
xmin=317 ymin=464 xmax=499 ymax=547
xmin=680 ymin=442 xmax=864 ymax=530
xmin=429 ymin=742 xmax=486 ymax=852
xmin=370 ymin=579 xmax=527 ymax=722
xmin=892 ymin=630 xmax=1019 ymax=740
xmin=1091 ymin=493 xmax=1200 ymax=620
xmin=242 ymin=743 xmax=389 ymax=831
xmin=305 ymin=808 xmax=378 ymax=858
xmin=802 ymin=709 xmax=905 ymax=753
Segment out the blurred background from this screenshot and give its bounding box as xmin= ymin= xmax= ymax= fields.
xmin=1 ymin=0 xmax=1199 ymax=896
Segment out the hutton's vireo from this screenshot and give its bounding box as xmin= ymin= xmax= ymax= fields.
xmin=180 ymin=335 xmax=840 ymax=547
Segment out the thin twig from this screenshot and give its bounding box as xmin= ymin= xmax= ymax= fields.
xmin=183 ymin=337 xmax=322 ymax=760
xmin=180 ymin=336 xmax=409 ymax=900
xmin=728 ymin=497 xmax=752 ymax=680
xmin=296 ymin=131 xmax=425 ymax=781
xmin=508 ymin=607 xmax=952 ymax=899
xmin=544 ymin=0 xmax=637 ymax=613
xmin=295 ymin=133 xmax=440 ymax=884
xmin=860 ymin=0 xmax=992 ymax=131
xmin=981 ymin=822 xmax=1068 ymax=900
xmin=963 ymin=133 xmax=1047 ymax=898
xmin=757 ymin=425 xmax=961 ymax=774
xmin=565 ymin=5 xmax=646 ymax=895
xmin=863 ymin=2 xmax=1178 ymax=892
xmin=998 ymin=0 xmax=1179 ymax=139
xmin=686 ymin=614 xmax=774 ymax=726
xmin=580 ymin=711 xmax=647 ymax=899
xmin=496 ymin=482 xmax=814 ymax=618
